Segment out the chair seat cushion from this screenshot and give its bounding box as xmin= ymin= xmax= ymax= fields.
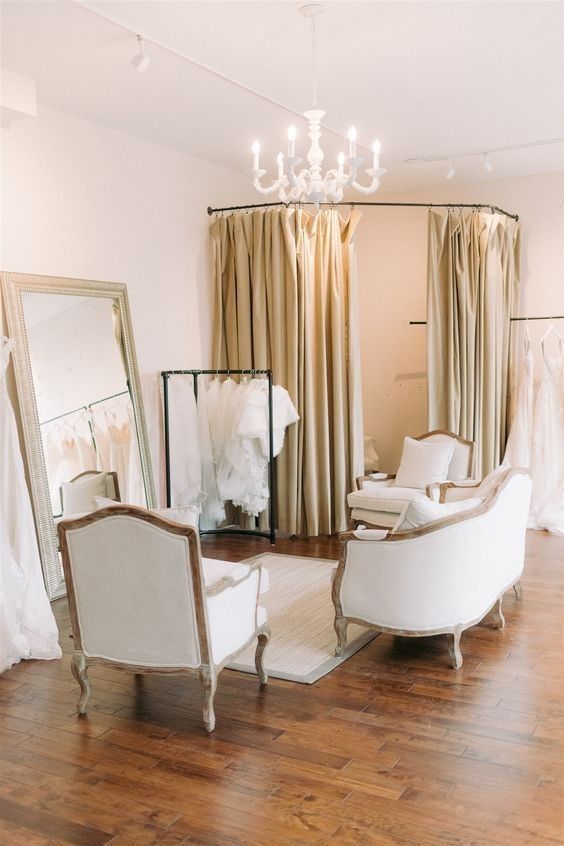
xmin=348 ymin=483 xmax=427 ymax=515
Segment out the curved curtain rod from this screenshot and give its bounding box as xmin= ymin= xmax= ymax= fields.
xmin=207 ymin=201 xmax=519 ymax=220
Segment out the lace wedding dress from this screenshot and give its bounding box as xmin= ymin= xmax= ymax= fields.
xmin=0 ymin=338 xmax=61 ymax=673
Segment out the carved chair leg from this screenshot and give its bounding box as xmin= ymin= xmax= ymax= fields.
xmin=199 ymin=666 xmax=217 ymax=733
xmin=491 ymin=596 xmax=506 ymax=630
xmin=334 ymin=616 xmax=348 ymax=657
xmin=255 ymin=625 xmax=270 ymax=686
xmin=513 ymin=581 xmax=523 ymax=600
xmin=71 ymin=652 xmax=91 ymax=714
xmin=447 ymin=630 xmax=463 ymax=669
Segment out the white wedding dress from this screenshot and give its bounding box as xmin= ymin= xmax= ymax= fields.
xmin=529 ymin=334 xmax=564 ymax=534
xmin=0 ymin=337 xmax=61 ymax=674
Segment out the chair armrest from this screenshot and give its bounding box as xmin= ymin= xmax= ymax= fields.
xmin=355 ymin=473 xmax=393 ymax=490
xmin=425 ymin=483 xmax=441 ymax=501
xmin=204 ymin=559 xmax=263 ymax=597
xmin=438 ymin=479 xmax=481 ymax=503
xmin=340 ymin=528 xmax=390 ymax=542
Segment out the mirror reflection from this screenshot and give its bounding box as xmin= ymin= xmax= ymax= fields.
xmin=22 ymin=292 xmax=146 ymax=521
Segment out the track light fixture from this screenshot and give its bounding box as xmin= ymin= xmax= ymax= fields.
xmin=132 ymin=35 xmax=150 ymax=72
xmin=445 ymin=158 xmax=455 ymax=180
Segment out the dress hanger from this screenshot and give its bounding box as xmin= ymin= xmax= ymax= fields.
xmin=541 ymin=318 xmax=563 ymax=356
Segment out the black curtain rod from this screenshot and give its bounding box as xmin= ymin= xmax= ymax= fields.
xmin=207 ymin=201 xmax=519 ymax=221
xmin=409 ymin=316 xmax=564 ymax=325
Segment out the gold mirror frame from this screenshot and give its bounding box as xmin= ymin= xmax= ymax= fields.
xmin=1 ymin=272 xmax=157 ymax=599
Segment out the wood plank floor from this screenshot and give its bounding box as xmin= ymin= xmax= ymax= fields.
xmin=0 ymin=530 xmax=562 ymax=845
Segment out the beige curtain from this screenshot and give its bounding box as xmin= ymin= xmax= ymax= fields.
xmin=211 ymin=207 xmax=364 ymax=536
xmin=427 ymin=210 xmax=521 ymax=477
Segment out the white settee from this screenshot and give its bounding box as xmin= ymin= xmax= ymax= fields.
xmin=333 ymin=468 xmax=531 ymax=668
xmin=348 ymin=430 xmax=474 ymax=528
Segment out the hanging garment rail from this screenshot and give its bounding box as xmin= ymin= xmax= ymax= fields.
xmin=161 ymin=369 xmax=276 ymax=545
xmin=207 ymin=201 xmax=519 ymax=220
xmin=40 ymin=389 xmax=130 ymax=426
xmin=409 ymin=316 xmax=564 ymax=325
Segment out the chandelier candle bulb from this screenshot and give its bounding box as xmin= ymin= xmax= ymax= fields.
xmin=348 ymin=126 xmax=357 ymax=158
xmin=288 ymin=125 xmax=296 ymax=158
xmin=252 ymin=140 xmax=260 ymax=171
xmin=276 ymin=152 xmax=284 ymax=178
xmin=372 ymin=140 xmax=381 ymax=170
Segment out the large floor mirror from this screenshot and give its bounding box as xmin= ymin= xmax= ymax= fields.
xmin=1 ymin=272 xmax=156 ymax=599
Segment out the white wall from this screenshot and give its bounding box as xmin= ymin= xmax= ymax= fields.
xmin=355 ymin=171 xmax=564 ymax=471
xmin=0 ymin=105 xmax=253 ymax=499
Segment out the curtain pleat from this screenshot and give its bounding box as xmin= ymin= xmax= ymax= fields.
xmin=427 ymin=210 xmax=521 ymax=477
xmin=210 ymin=207 xmax=363 ymax=536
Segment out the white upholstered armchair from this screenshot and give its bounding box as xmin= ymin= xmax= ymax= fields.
xmin=334 ymin=468 xmax=531 ymax=669
xmin=58 ymin=505 xmax=270 ymax=732
xmin=348 ymin=430 xmax=474 ymax=528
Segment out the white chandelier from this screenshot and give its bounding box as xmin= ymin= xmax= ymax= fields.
xmin=250 ymin=4 xmax=385 ymax=204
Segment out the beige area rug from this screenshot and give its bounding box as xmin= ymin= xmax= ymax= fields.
xmin=227 ymin=553 xmax=379 ymax=684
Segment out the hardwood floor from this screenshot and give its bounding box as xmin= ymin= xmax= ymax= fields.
xmin=0 ymin=530 xmax=562 ymax=845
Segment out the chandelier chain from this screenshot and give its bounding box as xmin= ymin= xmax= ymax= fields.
xmin=310 ymin=13 xmax=318 ymax=109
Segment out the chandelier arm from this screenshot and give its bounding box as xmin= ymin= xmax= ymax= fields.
xmin=350 ymin=177 xmax=382 ymax=196
xmin=253 ymin=175 xmax=288 ymax=195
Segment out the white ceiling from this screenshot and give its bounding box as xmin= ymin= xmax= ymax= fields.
xmin=1 ymin=0 xmax=563 ymax=192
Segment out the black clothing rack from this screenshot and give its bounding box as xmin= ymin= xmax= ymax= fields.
xmin=161 ymin=369 xmax=276 ymax=545
xmin=207 ymin=201 xmax=519 ymax=221
xmin=409 ymin=316 xmax=564 ymax=326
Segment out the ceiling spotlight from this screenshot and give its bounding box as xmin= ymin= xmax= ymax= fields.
xmin=445 ymin=157 xmax=455 ymax=180
xmin=483 ymin=152 xmax=494 ymax=173
xmin=132 ymin=35 xmax=150 ymax=72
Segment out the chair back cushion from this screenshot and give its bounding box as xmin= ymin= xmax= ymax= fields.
xmin=422 ymin=432 xmax=472 ymax=480
xmin=393 ymin=496 xmax=483 ymax=532
xmin=394 ymin=437 xmax=455 ymax=489
xmin=63 ymin=514 xmax=202 ymax=668
xmin=61 ymin=473 xmax=109 ymax=515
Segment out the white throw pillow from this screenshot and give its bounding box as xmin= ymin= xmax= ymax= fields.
xmin=393 ymin=496 xmax=484 ymax=533
xmin=93 ymin=496 xmax=199 ymax=528
xmin=394 ymin=437 xmax=455 ymax=490
xmin=61 ymin=473 xmax=108 ymax=516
